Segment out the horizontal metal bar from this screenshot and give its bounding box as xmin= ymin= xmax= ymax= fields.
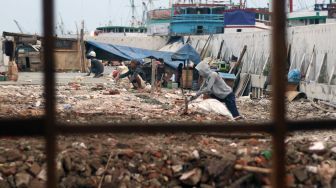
xmin=288 ymin=120 xmax=336 ymax=131
xmin=1 ymin=119 xmax=335 ymax=136
xmin=57 ymin=122 xmax=274 ymax=134
xmin=0 ymin=118 xmax=45 ymax=137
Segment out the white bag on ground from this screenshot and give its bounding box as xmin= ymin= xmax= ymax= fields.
xmin=190 ymin=99 xmax=233 ymax=119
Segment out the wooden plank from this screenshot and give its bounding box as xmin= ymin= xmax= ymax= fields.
xmin=316 ymin=53 xmax=327 ymax=83
xmin=151 ymin=59 xmax=156 ymax=93
xmin=217 ymin=40 xmax=225 ymax=59
xmin=328 ymin=65 xmax=335 ymax=85
xmin=304 ymin=45 xmax=316 ymax=81
xmin=229 ymin=45 xmax=247 ymax=74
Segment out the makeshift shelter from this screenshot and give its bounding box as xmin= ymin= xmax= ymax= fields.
xmin=85 ymin=41 xmax=201 ymax=70
xmin=85 ymin=40 xmax=172 ymax=63
xmin=171 ymin=43 xmax=201 ymax=64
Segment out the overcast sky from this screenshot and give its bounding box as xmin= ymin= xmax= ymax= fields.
xmin=0 ymin=0 xmax=314 ymax=35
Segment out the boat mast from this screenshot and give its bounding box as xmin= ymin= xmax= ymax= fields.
xmin=289 ymin=0 xmax=293 ymax=12
xmin=169 ymin=0 xmax=173 ymax=7
xmin=130 ymin=0 xmax=136 ymax=26
xmin=147 ymin=0 xmax=154 ymax=10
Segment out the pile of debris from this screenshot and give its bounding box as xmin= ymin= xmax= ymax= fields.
xmin=1 ymin=133 xmax=336 ymax=187
xmin=1 ymin=78 xmax=336 ymax=187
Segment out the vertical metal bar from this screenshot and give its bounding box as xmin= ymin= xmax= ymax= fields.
xmin=271 ymin=0 xmax=287 ymax=187
xmin=42 ymin=0 xmax=56 ymax=187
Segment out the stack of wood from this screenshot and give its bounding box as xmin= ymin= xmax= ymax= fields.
xmin=8 ymin=61 xmax=18 ymax=81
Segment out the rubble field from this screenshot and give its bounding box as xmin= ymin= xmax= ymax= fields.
xmin=0 ymin=80 xmax=336 ymax=187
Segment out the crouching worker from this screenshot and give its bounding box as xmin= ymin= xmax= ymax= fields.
xmin=116 ymin=59 xmax=146 ymax=90
xmin=86 ymin=51 xmax=104 ymax=78
xmin=190 ymin=61 xmax=242 ymax=120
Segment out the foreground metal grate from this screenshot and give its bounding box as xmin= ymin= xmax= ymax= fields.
xmin=0 ymin=0 xmax=335 ymax=187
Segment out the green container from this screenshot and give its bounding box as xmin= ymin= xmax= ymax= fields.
xmin=0 ymin=75 xmax=5 ymax=81
xmin=261 ymin=150 xmax=272 ymax=160
xmin=167 ymin=81 xmax=172 ymax=89
xmin=172 ymin=82 xmax=178 ymax=89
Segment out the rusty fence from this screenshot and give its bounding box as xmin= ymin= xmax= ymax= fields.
xmin=1 ymin=0 xmax=336 ymax=187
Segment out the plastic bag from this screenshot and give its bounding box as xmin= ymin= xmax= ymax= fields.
xmin=190 ymin=99 xmax=233 ymax=119
xmin=288 ymin=69 xmax=301 ymax=83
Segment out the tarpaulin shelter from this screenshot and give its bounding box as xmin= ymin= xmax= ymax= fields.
xmin=85 ymin=40 xmax=173 ymax=64
xmin=224 ymin=10 xmax=256 ymax=26
xmin=171 ymin=43 xmax=201 ymax=64
xmin=85 ymin=41 xmax=201 ymax=70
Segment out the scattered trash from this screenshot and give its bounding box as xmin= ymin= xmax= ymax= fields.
xmin=180 ymin=168 xmax=202 ymax=186
xmin=331 ymin=147 xmax=336 ymax=153
xmin=172 ymin=165 xmax=183 ymax=173
xmin=35 ymin=101 xmax=41 ymax=107
xmin=71 ymin=142 xmax=87 ymax=149
xmin=103 ymin=89 xmax=120 ymax=95
xmin=189 ymin=99 xmax=233 ymax=119
xmin=288 ymin=69 xmax=301 ymax=84
xmin=37 ymin=169 xmax=47 ymax=181
xmin=229 ymin=143 xmax=237 ymax=147
xmin=261 ymin=150 xmax=272 ymax=160
xmin=192 ymin=150 xmax=200 ymax=159
xmin=306 ymin=165 xmax=318 ymax=173
xmin=63 ymin=104 xmax=72 ymax=110
xmin=309 ymin=141 xmax=326 ymax=152
xmin=91 ymin=84 xmax=105 ymax=91
xmin=317 ymin=160 xmax=336 ymax=186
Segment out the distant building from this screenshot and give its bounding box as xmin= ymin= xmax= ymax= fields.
xmin=2 ymin=32 xmax=86 ymax=72
xmin=170 ymin=3 xmax=227 ymax=35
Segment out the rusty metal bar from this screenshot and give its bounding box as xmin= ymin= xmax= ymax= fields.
xmin=287 ymin=120 xmax=336 ymax=131
xmin=57 ymin=123 xmax=274 ymax=134
xmin=42 ymin=0 xmax=56 ymax=187
xmin=1 ymin=119 xmax=335 ymax=137
xmin=271 ymin=0 xmax=288 ymax=186
xmin=0 ymin=119 xmax=45 ymax=136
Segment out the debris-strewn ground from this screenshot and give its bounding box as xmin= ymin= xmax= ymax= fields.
xmin=0 ymin=76 xmax=336 ymax=188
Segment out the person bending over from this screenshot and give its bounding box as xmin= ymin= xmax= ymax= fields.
xmin=190 ymin=61 xmax=242 ymax=120
xmin=116 ymin=59 xmax=146 ymax=90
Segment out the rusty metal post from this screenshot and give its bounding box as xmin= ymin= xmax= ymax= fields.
xmin=42 ymin=0 xmax=56 ymax=187
xmin=271 ymin=0 xmax=287 ymax=187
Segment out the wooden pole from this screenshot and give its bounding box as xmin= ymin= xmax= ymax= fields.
xmin=229 ymin=45 xmax=247 ymax=74
xmin=289 ymin=0 xmax=293 ymax=12
xmin=200 ymin=35 xmax=212 ymax=59
xmin=79 ymin=21 xmax=86 ymax=72
xmin=195 ymin=40 xmax=200 ymax=50
xmin=235 ymin=164 xmax=272 ymax=174
xmin=151 ymin=59 xmax=156 ymax=93
xmin=217 ymin=40 xmax=225 ymax=59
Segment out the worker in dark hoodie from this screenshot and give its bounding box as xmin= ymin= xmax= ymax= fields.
xmin=85 ymin=51 xmax=104 ymax=78
xmin=190 ymin=61 xmax=242 ymax=120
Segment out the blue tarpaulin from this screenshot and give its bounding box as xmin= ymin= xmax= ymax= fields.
xmin=171 ymin=43 xmax=201 ymax=65
xmin=85 ymin=41 xmax=173 ymax=63
xmin=85 ymin=41 xmax=200 ymax=70
xmin=218 ymin=72 xmax=236 ymax=80
xmin=224 ymin=10 xmax=256 ymax=26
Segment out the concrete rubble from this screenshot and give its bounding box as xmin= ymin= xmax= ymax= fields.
xmin=0 ymin=75 xmax=336 ymax=187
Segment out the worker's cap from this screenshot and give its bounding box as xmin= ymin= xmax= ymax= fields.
xmin=87 ymin=51 xmax=96 ymax=58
